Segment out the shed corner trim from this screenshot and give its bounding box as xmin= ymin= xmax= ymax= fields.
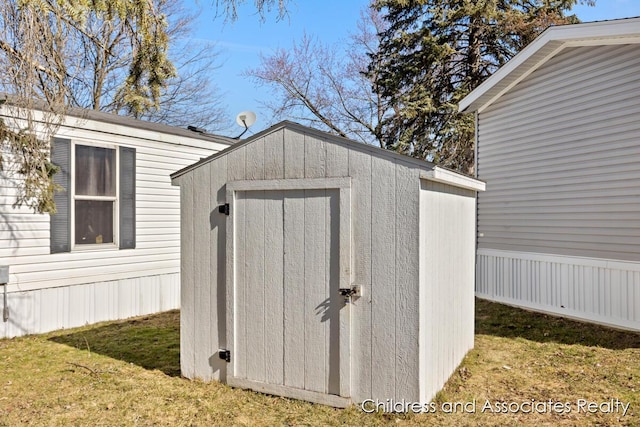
xmin=420 ymin=167 xmax=486 ymax=192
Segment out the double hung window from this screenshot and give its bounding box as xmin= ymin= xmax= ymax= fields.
xmin=74 ymin=145 xmax=116 ymax=246
xmin=50 ymin=138 xmax=135 ymax=253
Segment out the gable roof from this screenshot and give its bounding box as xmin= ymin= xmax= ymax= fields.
xmin=171 ymin=120 xmax=486 ymax=191
xmin=459 ymin=17 xmax=640 ymax=114
xmin=171 ymin=120 xmax=438 ymax=180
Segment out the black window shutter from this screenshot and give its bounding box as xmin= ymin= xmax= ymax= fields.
xmin=50 ymin=138 xmax=71 ymax=253
xmin=119 ymin=146 xmax=136 ymax=249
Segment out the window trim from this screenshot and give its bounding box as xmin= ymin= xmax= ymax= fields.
xmin=70 ymin=140 xmax=120 ymax=251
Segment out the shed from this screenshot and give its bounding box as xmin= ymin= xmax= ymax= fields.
xmin=171 ymin=121 xmax=485 ymax=407
xmin=459 ymin=17 xmax=640 ymax=331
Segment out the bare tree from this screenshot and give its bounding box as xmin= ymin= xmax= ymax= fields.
xmin=245 ymin=3 xmax=390 ymax=145
xmin=0 ymin=0 xmax=175 ymax=213
xmin=135 ymin=2 xmax=227 ymax=131
xmin=43 ymin=0 xmax=227 ymax=131
xmin=213 ymin=0 xmax=291 ymax=21
xmin=0 ymin=0 xmax=232 ymax=213
xmin=0 ymin=0 xmax=291 ymax=213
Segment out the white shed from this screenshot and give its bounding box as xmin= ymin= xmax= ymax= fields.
xmin=171 ymin=121 xmax=485 ymax=407
xmin=460 ymin=17 xmax=640 ymax=331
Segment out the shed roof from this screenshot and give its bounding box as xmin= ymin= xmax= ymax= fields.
xmin=170 ymin=120 xmax=435 ymax=178
xmin=459 ymin=17 xmax=640 ymax=114
xmin=171 ymin=120 xmax=485 ymax=191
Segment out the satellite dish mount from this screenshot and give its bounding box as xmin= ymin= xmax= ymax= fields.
xmin=234 ymin=111 xmax=256 ymax=139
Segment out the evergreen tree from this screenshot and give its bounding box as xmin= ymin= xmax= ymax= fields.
xmin=370 ymin=0 xmax=591 ymax=174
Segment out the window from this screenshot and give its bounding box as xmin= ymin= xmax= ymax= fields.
xmin=74 ymin=145 xmax=116 ymax=245
xmin=50 ymin=138 xmax=136 ymax=253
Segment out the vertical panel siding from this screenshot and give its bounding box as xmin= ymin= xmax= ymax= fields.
xmin=179 ymin=172 xmax=196 ymax=379
xmin=282 ymin=190 xmax=306 ymax=389
xmin=394 ymin=162 xmax=420 ymax=402
xmin=302 ymin=191 xmax=329 ymax=392
xmin=264 ymin=190 xmax=285 ymax=385
xmin=477 ymin=249 xmax=640 ymax=331
xmin=231 ymin=189 xmax=340 ymax=394
xmin=185 ymin=126 xmax=472 ymax=404
xmin=478 ymin=44 xmax=640 ymax=261
xmin=419 ymin=181 xmax=476 ymax=402
xmin=370 ymin=155 xmax=397 ymax=400
xmin=348 ymin=148 xmax=373 ymax=400
xmin=193 ymin=164 xmax=212 ymax=380
xmin=245 ymin=191 xmax=266 ymax=382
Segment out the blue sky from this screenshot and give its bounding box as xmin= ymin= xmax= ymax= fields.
xmin=183 ymin=0 xmax=640 ymax=137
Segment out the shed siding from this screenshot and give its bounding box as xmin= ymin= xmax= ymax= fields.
xmin=477 ymin=44 xmax=640 ymax=261
xmin=0 ymin=121 xmax=224 ymax=338
xmin=419 ymin=181 xmax=476 ymax=403
xmin=230 ymin=188 xmax=341 ymax=394
xmin=181 ymin=127 xmax=425 ymax=402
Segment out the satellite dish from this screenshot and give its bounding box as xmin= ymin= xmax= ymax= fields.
xmin=234 ymin=111 xmax=256 ymax=139
xmin=236 ymin=111 xmax=256 ymax=128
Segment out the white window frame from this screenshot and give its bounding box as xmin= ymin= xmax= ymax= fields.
xmin=70 ymin=140 xmax=120 ymax=251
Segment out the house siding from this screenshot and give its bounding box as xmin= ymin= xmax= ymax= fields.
xmin=478 ymin=44 xmax=640 ymax=261
xmin=476 ymin=42 xmax=640 ymax=331
xmin=0 ymin=112 xmax=228 ymax=338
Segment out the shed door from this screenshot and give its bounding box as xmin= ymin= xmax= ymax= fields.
xmin=228 ymin=187 xmax=351 ymax=404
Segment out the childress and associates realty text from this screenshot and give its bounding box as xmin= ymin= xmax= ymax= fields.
xmin=361 ymin=398 xmax=631 ymax=415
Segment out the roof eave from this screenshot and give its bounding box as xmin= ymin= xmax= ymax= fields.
xmin=459 ymin=17 xmax=640 ymax=114
xmin=0 ymin=93 xmax=236 ymax=146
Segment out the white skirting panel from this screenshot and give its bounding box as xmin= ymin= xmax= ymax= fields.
xmin=477 ymin=249 xmax=640 ymax=331
xmin=0 ymin=273 xmax=180 ymax=339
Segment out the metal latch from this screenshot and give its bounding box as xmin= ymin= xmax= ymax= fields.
xmin=339 ymin=285 xmax=362 ymax=302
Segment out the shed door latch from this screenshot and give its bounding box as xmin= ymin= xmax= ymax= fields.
xmin=219 ymin=349 xmax=231 ymax=363
xmin=218 ymin=203 xmax=230 ymax=216
xmin=339 ymin=285 xmax=362 ymax=302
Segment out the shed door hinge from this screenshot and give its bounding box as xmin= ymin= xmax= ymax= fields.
xmin=218 ymin=203 xmax=230 ymax=216
xmin=219 ymin=349 xmax=231 ymax=363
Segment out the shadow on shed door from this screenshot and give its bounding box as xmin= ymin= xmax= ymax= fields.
xmin=232 ymin=188 xmax=345 ymax=396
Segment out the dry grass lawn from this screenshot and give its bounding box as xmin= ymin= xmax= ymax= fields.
xmin=1 ymin=298 xmax=638 ymax=426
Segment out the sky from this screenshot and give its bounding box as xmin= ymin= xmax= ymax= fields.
xmin=183 ymin=0 xmax=640 ymax=138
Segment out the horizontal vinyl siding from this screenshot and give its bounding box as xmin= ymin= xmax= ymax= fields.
xmin=477 ymin=44 xmax=640 ymax=261
xmin=0 ymin=123 xmax=221 ymax=292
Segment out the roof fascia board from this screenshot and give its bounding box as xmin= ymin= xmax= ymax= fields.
xmin=564 ymin=36 xmax=640 ymax=47
xmin=459 ymin=18 xmax=640 ymax=113
xmin=420 ymin=167 xmax=486 ymax=192
xmin=475 ymin=43 xmax=565 ymax=114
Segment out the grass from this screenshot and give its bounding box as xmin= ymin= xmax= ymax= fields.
xmin=0 ymin=299 xmax=638 ymax=426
